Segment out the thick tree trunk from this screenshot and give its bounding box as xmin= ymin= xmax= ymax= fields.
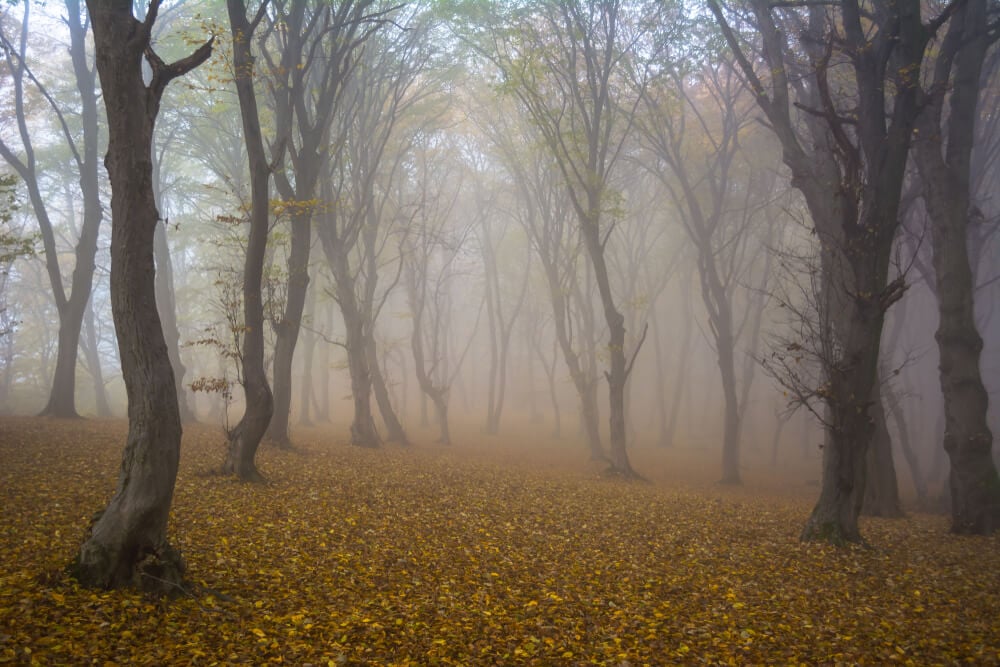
xmin=223 ymin=0 xmax=274 ymax=481
xmin=38 ymin=290 xmax=85 ymax=417
xmin=335 ymin=263 xmax=380 ymax=447
xmin=801 ymin=280 xmax=886 ymax=544
xmin=75 ymin=0 xmax=211 ymax=591
xmin=914 ymin=0 xmax=999 ymax=534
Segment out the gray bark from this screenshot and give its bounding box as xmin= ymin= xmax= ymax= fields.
xmin=913 ymin=0 xmax=1000 ymax=534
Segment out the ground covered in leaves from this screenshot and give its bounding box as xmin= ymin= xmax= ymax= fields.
xmin=1 ymin=417 xmax=998 ymax=665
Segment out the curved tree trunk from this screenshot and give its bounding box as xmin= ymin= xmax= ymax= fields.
xmin=222 ymin=0 xmax=274 ymax=481
xmin=75 ymin=0 xmax=212 ymax=591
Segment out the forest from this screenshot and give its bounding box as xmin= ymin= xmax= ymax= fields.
xmin=1 ymin=0 xmax=999 ymax=663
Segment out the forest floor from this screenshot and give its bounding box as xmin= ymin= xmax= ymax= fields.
xmin=0 ymin=416 xmax=998 ymax=666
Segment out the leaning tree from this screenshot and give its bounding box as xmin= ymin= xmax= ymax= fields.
xmin=74 ymin=0 xmax=213 ymax=590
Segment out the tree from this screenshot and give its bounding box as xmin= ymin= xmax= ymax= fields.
xmin=710 ymin=0 xmax=955 ymax=543
xmin=222 ymin=0 xmax=276 ymax=481
xmin=912 ymin=0 xmax=1000 ymax=534
xmin=476 ymin=0 xmax=661 ymax=477
xmin=638 ymin=54 xmax=765 ymax=484
xmin=317 ymin=8 xmax=428 ymax=447
xmin=484 ymin=109 xmax=606 ymax=460
xmin=475 ymin=157 xmax=531 ymax=437
xmin=0 ymin=0 xmax=103 ymax=418
xmin=402 ymin=131 xmax=480 ymax=445
xmin=73 ymin=0 xmax=212 ymax=590
xmin=262 ymin=0 xmax=380 ymax=448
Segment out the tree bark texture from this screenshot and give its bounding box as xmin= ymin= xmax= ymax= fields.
xmin=914 ymin=0 xmax=1000 ymax=534
xmin=75 ymin=0 xmax=211 ymax=591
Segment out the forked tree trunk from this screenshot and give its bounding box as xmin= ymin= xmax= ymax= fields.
xmin=711 ymin=0 xmax=931 ymax=545
xmin=74 ymin=0 xmax=212 ymax=591
xmin=582 ymin=212 xmax=638 ymax=478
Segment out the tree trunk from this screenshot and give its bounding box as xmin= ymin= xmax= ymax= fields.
xmin=717 ymin=329 xmax=742 ymax=485
xmin=532 ymin=333 xmax=561 ymax=438
xmin=885 ymin=380 xmax=928 ymax=505
xmin=800 ymin=282 xmax=886 ymax=544
xmin=75 ymin=0 xmax=211 ymax=591
xmin=914 ymin=0 xmax=999 ymax=534
xmin=267 ymin=211 xmax=311 ymax=447
xmin=661 ymin=277 xmax=693 ymax=448
xmin=346 ymin=325 xmax=380 ymax=448
xmin=222 ymin=0 xmax=274 ymax=481
xmin=82 ymin=299 xmax=111 ymax=417
xmin=297 ymin=322 xmax=316 ymax=427
xmin=153 ymin=219 xmax=195 ymax=423
xmin=863 ymin=379 xmax=904 ymax=517
xmin=579 ymin=208 xmax=638 ymax=477
xmin=332 ymin=251 xmax=380 ymax=447
xmin=368 ymin=336 xmax=409 ymax=445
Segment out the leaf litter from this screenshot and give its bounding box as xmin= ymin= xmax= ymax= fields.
xmin=0 ymin=417 xmax=998 ymax=665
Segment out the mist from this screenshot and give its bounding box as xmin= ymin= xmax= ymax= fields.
xmin=1 ymin=0 xmax=999 ymax=662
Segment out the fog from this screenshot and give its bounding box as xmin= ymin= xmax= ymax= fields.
xmin=1 ymin=0 xmax=999 ymax=505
